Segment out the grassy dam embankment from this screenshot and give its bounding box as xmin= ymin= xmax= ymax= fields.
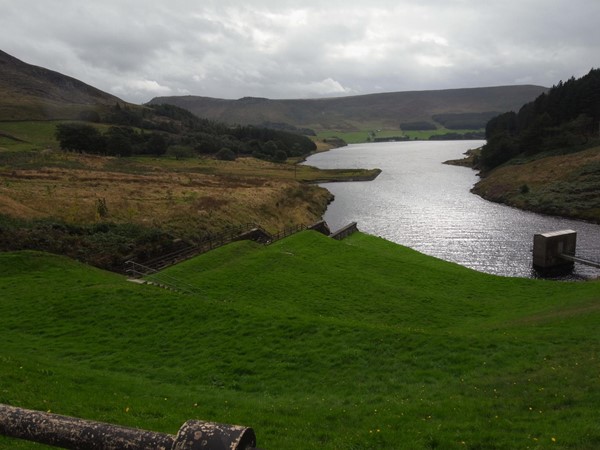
xmin=1 ymin=231 xmax=599 ymax=449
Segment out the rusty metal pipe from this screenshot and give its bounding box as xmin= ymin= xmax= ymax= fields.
xmin=0 ymin=404 xmax=257 ymax=450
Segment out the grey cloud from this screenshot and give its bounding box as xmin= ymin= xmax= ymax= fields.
xmin=1 ymin=0 xmax=598 ymax=103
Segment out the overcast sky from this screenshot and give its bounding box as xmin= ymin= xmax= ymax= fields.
xmin=1 ymin=0 xmax=599 ymax=104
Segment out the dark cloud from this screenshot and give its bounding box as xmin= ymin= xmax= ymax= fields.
xmin=1 ymin=0 xmax=598 ymax=103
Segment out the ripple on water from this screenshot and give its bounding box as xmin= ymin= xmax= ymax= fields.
xmin=305 ymin=141 xmax=600 ymax=279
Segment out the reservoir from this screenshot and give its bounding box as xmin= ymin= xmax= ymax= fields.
xmin=305 ymin=140 xmax=600 ymax=279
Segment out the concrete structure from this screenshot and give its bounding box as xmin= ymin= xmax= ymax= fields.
xmin=532 ymin=230 xmax=577 ymax=270
xmin=330 ymin=222 xmax=359 ymax=241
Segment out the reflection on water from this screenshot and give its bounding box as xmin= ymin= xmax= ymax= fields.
xmin=305 ymin=141 xmax=600 ymax=279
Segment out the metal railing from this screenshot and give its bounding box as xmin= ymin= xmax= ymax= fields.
xmin=138 ymin=223 xmax=262 ymax=272
xmin=125 ymin=260 xmax=200 ymax=295
xmin=560 ymin=253 xmax=600 ymax=269
xmin=126 ymin=222 xmax=320 ymax=276
xmin=125 ymin=220 xmax=348 ymax=282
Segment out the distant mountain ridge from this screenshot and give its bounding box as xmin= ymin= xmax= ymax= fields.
xmin=0 ymin=48 xmax=547 ymax=129
xmin=0 ymin=49 xmax=126 ymax=120
xmin=149 ymin=85 xmax=548 ymax=131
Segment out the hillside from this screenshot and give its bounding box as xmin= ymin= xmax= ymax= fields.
xmin=0 ymin=50 xmax=128 ymax=121
xmin=0 ymin=139 xmax=377 ymax=270
xmin=0 ymin=49 xmax=323 ymax=162
xmin=468 ymin=69 xmax=600 ymax=222
xmin=1 ymin=232 xmax=599 ymax=449
xmin=148 ymin=85 xmax=547 ymax=131
xmin=471 ymin=145 xmax=600 ymax=222
xmin=480 ymin=69 xmax=600 ymax=171
xmin=0 ymin=50 xmax=378 ymax=271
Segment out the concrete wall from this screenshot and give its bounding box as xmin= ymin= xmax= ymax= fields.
xmin=533 ymin=230 xmax=577 ymax=269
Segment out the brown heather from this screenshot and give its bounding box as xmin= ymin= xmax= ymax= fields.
xmin=0 ymin=152 xmax=335 ymax=238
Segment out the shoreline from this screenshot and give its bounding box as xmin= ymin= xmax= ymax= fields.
xmin=444 ymin=146 xmax=600 ymax=225
xmin=303 ymin=168 xmax=382 ymax=184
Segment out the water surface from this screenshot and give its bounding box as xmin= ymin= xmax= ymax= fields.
xmin=305 ymin=141 xmax=600 ymax=279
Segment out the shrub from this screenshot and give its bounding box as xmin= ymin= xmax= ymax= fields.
xmin=273 ymin=149 xmax=288 ymax=162
xmin=55 ymin=123 xmax=106 ymax=154
xmin=215 ymin=147 xmax=236 ymax=161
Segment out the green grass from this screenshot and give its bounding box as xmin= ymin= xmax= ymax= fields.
xmin=317 ymin=129 xmax=374 ymax=144
xmin=403 ymin=128 xmax=481 ymax=140
xmin=316 ymin=128 xmax=483 ymax=144
xmin=1 ymin=231 xmax=599 ymax=449
xmin=0 ymin=121 xmax=377 ymax=182
xmin=0 ymin=121 xmax=63 ymax=152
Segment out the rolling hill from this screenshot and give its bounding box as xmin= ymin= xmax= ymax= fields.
xmin=148 ymin=85 xmax=548 ymax=131
xmin=0 ymin=49 xmax=127 ymax=121
xmin=0 ymin=48 xmax=546 ymax=133
xmin=1 ymin=232 xmax=599 ymax=448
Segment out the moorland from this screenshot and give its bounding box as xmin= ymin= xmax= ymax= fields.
xmin=0 ymin=49 xmax=380 ymax=270
xmin=150 ymin=85 xmax=547 ymax=143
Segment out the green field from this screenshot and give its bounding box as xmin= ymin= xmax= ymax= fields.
xmin=0 ymin=121 xmax=62 ymax=152
xmin=1 ymin=231 xmax=599 ymax=449
xmin=316 ymin=128 xmax=483 ymax=144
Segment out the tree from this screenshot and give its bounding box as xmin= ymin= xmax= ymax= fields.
xmin=215 ymin=147 xmax=236 ymax=161
xmin=262 ymin=140 xmax=279 ymax=157
xmin=480 ymin=131 xmax=519 ymax=170
xmin=105 ymin=127 xmax=134 ymax=156
xmin=273 ymin=149 xmax=288 ymax=162
xmin=55 ymin=123 xmax=106 ymax=154
xmin=481 ymin=69 xmax=600 ymax=170
xmin=485 ymin=112 xmax=517 ymax=140
xmin=146 ymin=133 xmax=168 ymax=156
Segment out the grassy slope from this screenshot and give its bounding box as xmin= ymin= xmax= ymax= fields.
xmin=0 ymin=121 xmax=381 ymax=237
xmin=0 ymin=122 xmax=65 ymax=151
xmin=0 ymin=50 xmax=124 ymax=121
xmin=472 ymin=145 xmax=600 ymax=223
xmin=1 ymin=231 xmax=599 ymax=449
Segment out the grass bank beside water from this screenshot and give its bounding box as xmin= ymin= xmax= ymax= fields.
xmin=1 ymin=231 xmax=599 ymax=449
xmin=471 ymin=145 xmax=600 ymax=223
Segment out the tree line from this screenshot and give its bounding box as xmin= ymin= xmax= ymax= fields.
xmin=57 ymin=103 xmax=316 ymax=161
xmin=55 ymin=123 xmax=168 ymax=156
xmin=481 ymin=68 xmax=600 ymax=170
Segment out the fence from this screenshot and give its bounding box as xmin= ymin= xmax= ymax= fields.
xmin=269 ymin=224 xmax=307 ymax=242
xmin=126 ymin=222 xmax=327 ymax=278
xmin=330 ymin=222 xmax=359 ymax=240
xmin=125 ymin=260 xmax=200 ymax=295
xmin=126 ymin=220 xmax=356 ymax=279
xmin=135 ymin=223 xmax=264 ymax=273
